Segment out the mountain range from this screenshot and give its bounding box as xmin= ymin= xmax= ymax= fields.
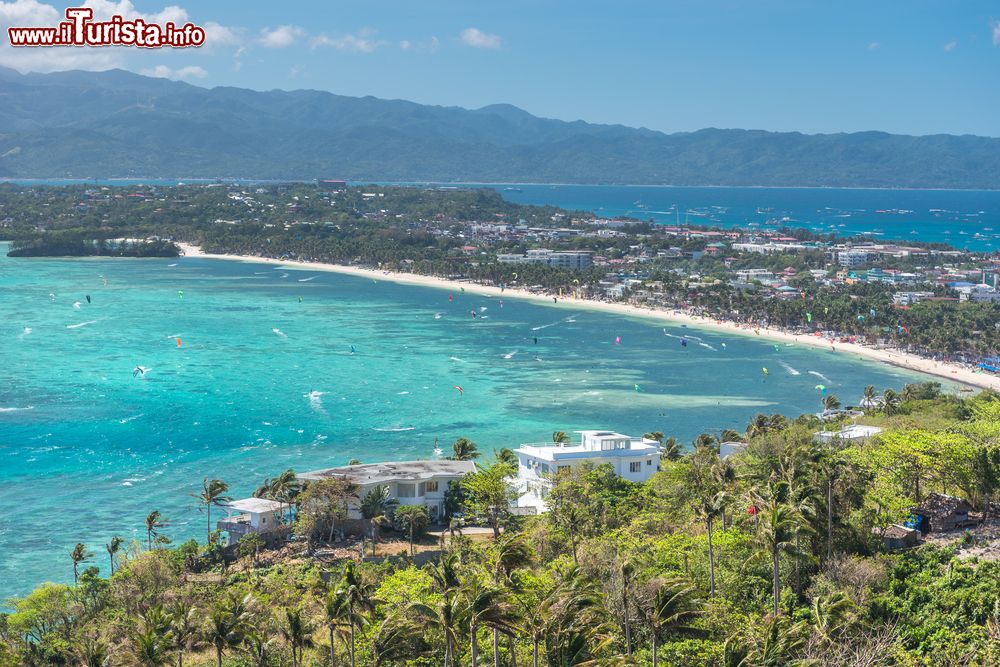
xmin=0 ymin=66 xmax=998 ymax=188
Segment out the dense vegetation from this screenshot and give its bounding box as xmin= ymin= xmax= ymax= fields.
xmin=3 ymin=68 xmax=1000 ymax=188
xmin=4 ymin=386 xmax=1000 ymax=666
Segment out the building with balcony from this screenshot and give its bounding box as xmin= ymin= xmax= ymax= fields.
xmin=217 ymin=497 xmax=288 ymax=547
xmin=298 ymin=460 xmax=476 ymax=524
xmin=514 ymin=430 xmax=660 ymax=512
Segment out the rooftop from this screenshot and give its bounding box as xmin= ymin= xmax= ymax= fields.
xmin=298 ymin=460 xmax=476 ymax=485
xmin=222 ymin=498 xmax=284 ymax=514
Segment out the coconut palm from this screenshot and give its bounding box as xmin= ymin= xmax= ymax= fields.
xmin=328 ymin=561 xmax=375 ymax=667
xmin=168 ymin=600 xmax=202 ymax=667
xmin=71 ymin=542 xmax=92 ymax=584
xmin=242 ymin=630 xmax=278 ymax=667
xmin=552 ymin=431 xmax=571 ymax=445
xmin=106 ymin=536 xmax=123 ymax=576
xmin=280 ymin=606 xmax=315 ymax=667
xmin=360 ymin=485 xmax=398 ymax=557
xmin=449 ymin=437 xmax=480 ymax=461
xmin=395 ymin=505 xmax=429 ymax=556
xmin=131 ymin=606 xmax=174 ymax=667
xmin=75 ymin=635 xmax=109 ymax=667
xmin=822 ymin=394 xmax=841 ymax=411
xmin=749 ymin=483 xmax=815 ymax=616
xmin=634 ymin=577 xmax=705 ymax=667
xmin=882 ymin=389 xmax=900 ymax=416
xmin=495 ymin=447 xmax=518 ymax=468
xmin=145 ymin=511 xmax=169 ymax=551
xmin=203 ymin=593 xmax=251 ymax=667
xmin=861 ymin=385 xmax=878 ymax=408
xmin=193 ymin=478 xmax=231 ymax=544
xmin=463 ymin=575 xmax=518 ymax=667
xmin=408 ymin=553 xmax=463 ymax=667
xmin=660 ymin=437 xmax=682 ymax=462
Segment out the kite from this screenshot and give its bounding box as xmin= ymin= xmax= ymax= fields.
xmin=350 ymin=345 xmax=356 ymax=354
xmin=454 ymin=385 xmax=464 ymax=396
xmin=634 ymin=384 xmax=641 ymax=392
xmin=615 ymin=336 xmax=621 ymax=345
xmin=815 ymin=384 xmax=827 ymax=394
xmin=806 ymin=312 xmax=812 ymax=323
xmin=773 ymin=344 xmax=780 ymax=352
xmin=512 ymin=273 xmax=518 ymax=280
xmin=178 ymin=290 xmax=184 ymax=299
xmin=762 ymin=367 xmax=769 ymax=376
xmin=174 ymin=337 xmax=182 ymax=347
xmin=721 ymin=342 xmax=727 ymax=348
xmin=449 ymin=294 xmax=453 ymax=302
xmin=681 ymin=339 xmax=687 ymax=347
xmin=85 ymin=295 xmax=91 ymax=304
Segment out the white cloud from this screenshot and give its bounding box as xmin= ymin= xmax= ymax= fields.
xmin=460 ymin=27 xmax=501 ymax=49
xmin=0 ymin=0 xmax=59 ymax=24
xmin=203 ymin=21 xmax=241 ymax=47
xmin=311 ymin=28 xmax=386 ymax=53
xmin=428 ymin=36 xmax=440 ymax=52
xmin=140 ymin=64 xmax=206 ymax=80
xmin=993 ymin=20 xmax=1000 ymax=46
xmin=259 ymin=25 xmax=304 ymax=49
xmin=867 ymin=41 xmax=880 ymax=50
xmin=943 ymin=40 xmax=957 ymax=52
xmin=399 ymin=40 xmax=411 ymax=51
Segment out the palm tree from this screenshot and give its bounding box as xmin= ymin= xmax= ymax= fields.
xmin=360 ymin=485 xmax=398 ymax=557
xmin=720 ymin=429 xmax=742 ymax=443
xmin=464 ymin=576 xmax=518 ymax=667
xmin=203 ymin=594 xmax=250 ymax=667
xmin=270 ymin=469 xmax=300 ymax=524
xmin=882 ymin=388 xmax=900 ymax=416
xmin=552 ymin=431 xmax=571 ymax=445
xmin=280 ymin=607 xmax=315 ymax=667
xmin=329 ymin=561 xmax=375 ymax=667
xmin=194 ymin=478 xmax=231 ymax=544
xmin=495 ymin=447 xmax=518 ymax=468
xmin=692 ymin=432 xmax=718 ymax=451
xmin=75 ymin=635 xmax=109 ymax=667
xmin=145 ymin=511 xmax=169 ymax=551
xmin=660 ymin=437 xmax=682 ymax=462
xmin=449 ymin=437 xmax=480 ymax=461
xmin=408 ymin=553 xmax=463 ymax=667
xmin=750 ymin=484 xmax=814 ymax=616
xmin=822 ymin=394 xmax=841 ymax=411
xmin=106 ymin=536 xmax=123 ymax=575
xmin=131 ymin=606 xmax=174 ymax=667
xmin=242 ymin=630 xmax=277 ymax=667
xmin=861 ymin=384 xmax=878 ymax=408
xmin=169 ymin=600 xmax=201 ymax=667
xmin=643 ymin=431 xmax=664 ymax=443
xmin=71 ymin=542 xmax=92 ymax=584
xmin=634 ymin=578 xmax=704 ymax=667
xmin=489 ymin=533 xmax=534 ymax=665
xmin=395 ymin=505 xmax=429 ymax=556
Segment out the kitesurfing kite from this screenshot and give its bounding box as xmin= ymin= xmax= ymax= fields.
xmin=174 ymin=337 xmax=182 ymax=347
xmin=85 ymin=295 xmax=91 ymax=304
xmin=762 ymin=367 xmax=769 ymax=376
xmin=454 ymin=385 xmax=464 ymax=396
xmin=615 ymin=336 xmax=621 ymax=345
xmin=133 ymin=366 xmax=146 ymax=378
xmin=815 ymin=384 xmax=827 ymax=394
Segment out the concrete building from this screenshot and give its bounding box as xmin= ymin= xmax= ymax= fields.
xmin=217 ymin=497 xmax=287 ymax=546
xmin=298 ymin=460 xmax=475 ymax=524
xmin=514 ymin=431 xmax=660 ymax=512
xmin=838 ymin=249 xmax=882 ymax=268
xmin=497 ymin=249 xmax=594 ymax=269
xmin=814 ymin=424 xmax=883 ymax=444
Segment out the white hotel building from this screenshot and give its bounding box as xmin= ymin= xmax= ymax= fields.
xmin=514 ymin=430 xmax=661 ymax=512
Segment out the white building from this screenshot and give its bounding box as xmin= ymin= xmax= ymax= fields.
xmin=893 ymin=291 xmax=935 ymax=306
xmin=838 ymin=249 xmax=882 ymax=268
xmin=217 ymin=497 xmax=287 ymax=546
xmin=719 ymin=441 xmax=748 ymax=459
xmin=514 ymin=431 xmax=661 ymax=512
xmin=497 ymin=249 xmax=594 ymax=269
xmin=298 ymin=460 xmax=475 ymax=524
xmin=815 ymin=424 xmax=883 ymax=444
xmin=957 ymin=284 xmax=1000 ymax=303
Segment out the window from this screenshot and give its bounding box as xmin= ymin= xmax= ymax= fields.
xmin=426 ymin=481 xmax=439 ymax=493
xmin=541 ymin=463 xmax=550 ymax=474
xmin=398 ymin=483 xmax=415 ymax=498
xmin=629 ymin=462 xmax=641 ymax=473
xmin=417 ymin=482 xmax=426 ymax=496
xmin=647 ymin=459 xmax=653 ymax=466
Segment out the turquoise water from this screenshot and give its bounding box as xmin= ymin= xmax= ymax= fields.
xmin=492 ymin=184 xmax=1000 ymax=250
xmin=0 ymin=247 xmax=942 ymax=598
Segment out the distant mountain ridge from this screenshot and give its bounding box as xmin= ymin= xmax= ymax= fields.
xmin=0 ymin=67 xmax=998 ymax=188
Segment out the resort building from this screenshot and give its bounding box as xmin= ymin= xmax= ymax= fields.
xmin=217 ymin=497 xmax=287 ymax=546
xmin=814 ymin=424 xmax=883 ymax=444
xmin=514 ymin=430 xmax=661 ymax=512
xmin=497 ymin=249 xmax=594 ymax=269
xmin=297 ymin=460 xmax=476 ymax=524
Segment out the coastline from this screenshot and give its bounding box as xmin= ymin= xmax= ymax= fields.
xmin=176 ymin=243 xmax=1000 ymax=393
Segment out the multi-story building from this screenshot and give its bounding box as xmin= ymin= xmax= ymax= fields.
xmin=497 ymin=249 xmax=594 ymax=269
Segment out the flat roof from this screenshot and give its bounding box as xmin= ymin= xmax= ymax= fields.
xmin=223 ymin=498 xmax=283 ymax=514
xmin=515 ymin=442 xmax=659 ymax=462
xmin=298 ymin=460 xmax=476 ymax=485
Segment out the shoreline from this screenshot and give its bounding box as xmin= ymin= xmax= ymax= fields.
xmin=176 ymin=243 xmax=1000 ymax=393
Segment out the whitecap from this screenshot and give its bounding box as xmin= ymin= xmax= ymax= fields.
xmin=272 ymin=328 xmax=287 ymax=339
xmin=167 ymin=263 xmax=178 ymax=267
xmin=503 ymin=351 xmax=518 ymax=359
xmin=67 ymin=320 xmax=97 ymax=329
xmin=397 ymin=391 xmax=410 ymax=395
xmin=372 ymin=426 xmax=416 ymax=432
xmin=298 ymin=276 xmax=318 ymax=282
xmin=449 ymin=356 xmax=465 ymax=362
xmin=0 ymin=406 xmax=34 ymax=413
xmin=72 ymin=301 xmax=81 ymax=310
xmin=808 ymin=371 xmax=831 ymax=382
xmin=780 ymin=362 xmax=801 ymax=376
xmin=18 ymin=327 xmax=32 ymax=340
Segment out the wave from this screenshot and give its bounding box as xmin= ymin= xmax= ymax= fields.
xmin=298 ymin=276 xmax=318 ymax=282
xmin=272 ymin=328 xmax=287 ymax=339
xmin=449 ymin=356 xmax=465 ymax=362
xmin=0 ymin=406 xmax=34 ymax=413
xmin=66 ymin=320 xmax=97 ymax=329
xmin=434 ymin=312 xmax=444 ymax=319
xmin=72 ymin=301 xmax=81 ymax=309
xmin=503 ymin=351 xmax=518 ymax=359
xmin=532 ymin=314 xmax=580 ymax=331
xmin=372 ymin=426 xmax=416 ymax=432
xmin=18 ymin=327 xmax=32 ymax=340
xmin=780 ymin=362 xmax=801 ymax=376
xmin=167 ymin=263 xmax=178 ymax=267
xmin=808 ymin=371 xmax=831 ymax=383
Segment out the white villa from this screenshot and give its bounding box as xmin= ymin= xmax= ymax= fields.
xmin=815 ymin=424 xmax=883 ymax=444
xmin=298 ymin=460 xmax=476 ymax=524
xmin=514 ymin=430 xmax=661 ymax=512
xmin=217 ymin=497 xmax=287 ymax=546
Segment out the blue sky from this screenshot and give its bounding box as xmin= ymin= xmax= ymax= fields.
xmin=2 ymin=0 xmax=999 ymax=136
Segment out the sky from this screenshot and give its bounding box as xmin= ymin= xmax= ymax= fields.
xmin=1 ymin=0 xmax=999 ymax=137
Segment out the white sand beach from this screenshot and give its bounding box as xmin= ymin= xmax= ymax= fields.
xmin=177 ymin=243 xmax=1000 ymax=392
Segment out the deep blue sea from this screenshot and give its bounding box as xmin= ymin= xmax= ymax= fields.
xmin=0 ymin=244 xmax=951 ymax=599
xmin=3 ymin=180 xmax=999 ymax=250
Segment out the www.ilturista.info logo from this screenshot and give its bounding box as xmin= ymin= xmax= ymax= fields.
xmin=7 ymin=7 xmax=205 ymax=48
